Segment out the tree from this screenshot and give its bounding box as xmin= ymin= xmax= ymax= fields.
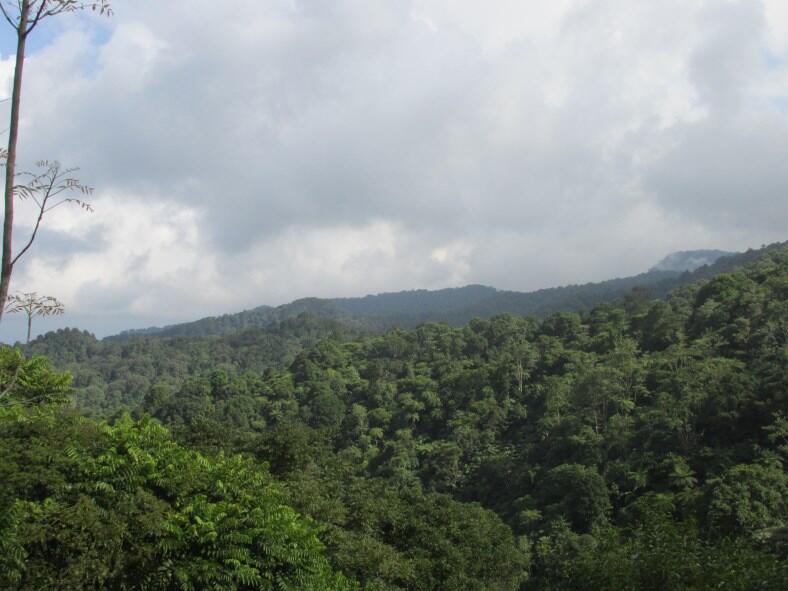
xmin=0 ymin=349 xmax=353 ymax=590
xmin=536 ymin=464 xmax=611 ymax=533
xmin=0 ymin=1 xmax=111 ymax=322
xmin=705 ymin=462 xmax=787 ymax=537
xmin=5 ymin=291 xmax=64 ymax=343
xmin=0 ymin=346 xmax=70 ymax=407
xmin=0 ymin=413 xmax=354 ymax=590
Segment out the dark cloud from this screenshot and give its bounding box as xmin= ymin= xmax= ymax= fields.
xmin=647 ymin=114 xmax=788 ymax=235
xmin=13 ymin=226 xmax=108 ymax=266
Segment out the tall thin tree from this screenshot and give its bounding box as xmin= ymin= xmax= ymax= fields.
xmin=6 ymin=291 xmax=63 ymax=342
xmin=0 ymin=0 xmax=111 ymax=322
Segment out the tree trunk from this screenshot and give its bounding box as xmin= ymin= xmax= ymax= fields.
xmin=0 ymin=1 xmax=31 ymax=323
xmin=26 ymin=311 xmax=31 ymax=343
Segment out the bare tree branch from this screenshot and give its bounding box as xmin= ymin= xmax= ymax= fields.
xmin=11 ymin=195 xmax=46 ymax=267
xmin=0 ymin=391 xmax=60 ymax=406
xmin=25 ymin=0 xmax=48 ymax=35
xmin=0 ymin=362 xmax=21 ymax=399
xmin=0 ymin=3 xmax=17 ymax=30
xmin=10 ymin=160 xmax=93 ymax=268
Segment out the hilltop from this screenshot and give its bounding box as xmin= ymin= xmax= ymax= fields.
xmin=109 ymin=243 xmax=786 ymax=340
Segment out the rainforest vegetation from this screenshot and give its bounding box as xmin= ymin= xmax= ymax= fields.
xmin=2 ymin=245 xmax=787 ymax=590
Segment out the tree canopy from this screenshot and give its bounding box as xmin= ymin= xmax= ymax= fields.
xmin=4 ymin=245 xmax=788 ymax=589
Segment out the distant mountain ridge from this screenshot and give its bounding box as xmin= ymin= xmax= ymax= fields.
xmin=650 ymin=249 xmax=734 ymax=272
xmin=109 ymin=242 xmax=787 ymax=340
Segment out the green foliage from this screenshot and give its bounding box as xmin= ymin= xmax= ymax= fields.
xmin=547 ymin=501 xmax=788 ymax=591
xmin=25 ymin=314 xmax=363 ymax=416
xmin=0 ymin=350 xmax=351 ymax=590
xmin=7 ymin=244 xmax=788 ymax=589
xmin=536 ymin=464 xmax=611 ymax=532
xmin=0 ymin=409 xmax=352 ymax=590
xmin=704 ymin=461 xmax=787 ymax=537
xmin=0 ymin=346 xmax=71 ymax=406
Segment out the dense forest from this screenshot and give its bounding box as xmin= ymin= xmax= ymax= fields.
xmin=22 ymin=243 xmax=787 ymax=420
xmin=2 ymin=244 xmax=787 ymax=589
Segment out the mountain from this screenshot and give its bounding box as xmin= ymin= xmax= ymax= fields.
xmin=650 ymin=249 xmax=734 ymax=272
xmin=108 ymin=242 xmax=787 ymax=340
xmin=31 ymin=240 xmax=788 ymax=419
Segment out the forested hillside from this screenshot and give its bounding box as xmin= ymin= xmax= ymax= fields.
xmin=130 ymin=243 xmax=788 ymax=590
xmin=109 ymin=242 xmax=786 ymax=339
xmin=25 ymin=314 xmax=365 ymax=416
xmin=5 ymin=243 xmax=785 ymax=589
xmin=24 ymin=242 xmax=787 ymax=420
xmin=0 ymin=350 xmax=354 ymax=590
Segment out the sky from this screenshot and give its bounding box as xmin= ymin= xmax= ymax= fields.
xmin=0 ymin=0 xmax=786 ymax=341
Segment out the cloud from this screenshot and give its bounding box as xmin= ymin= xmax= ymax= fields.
xmin=643 ymin=0 xmax=788 ymax=238
xmin=0 ymin=0 xmax=785 ymax=340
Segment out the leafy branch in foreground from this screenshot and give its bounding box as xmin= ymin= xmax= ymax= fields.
xmin=0 ymin=346 xmax=70 ymax=406
xmin=0 ymin=363 xmax=351 ymax=589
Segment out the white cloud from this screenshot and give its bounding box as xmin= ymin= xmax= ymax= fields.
xmin=0 ymin=0 xmax=785 ymax=339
